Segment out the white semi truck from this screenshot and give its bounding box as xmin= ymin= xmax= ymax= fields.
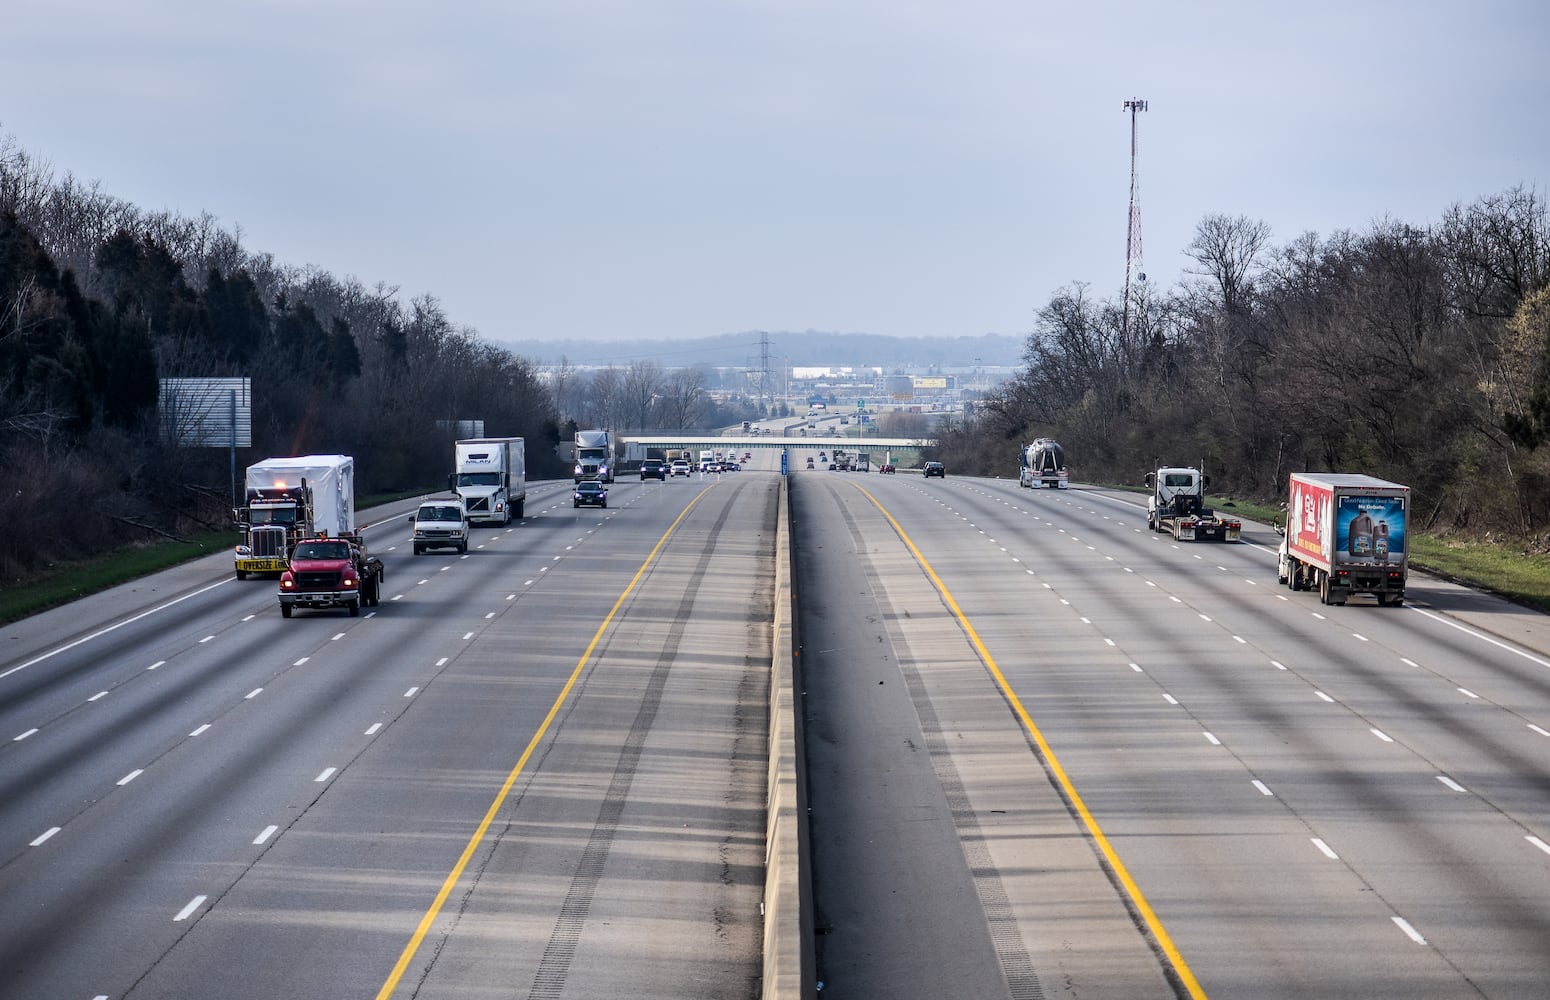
xmin=452 ymin=437 xmax=526 ymax=525
xmin=1278 ymin=472 xmax=1409 ymax=606
xmin=1145 ymin=466 xmax=1241 ymax=542
xmin=574 ymin=429 xmax=614 ymax=482
xmin=234 ymin=455 xmax=356 ymax=578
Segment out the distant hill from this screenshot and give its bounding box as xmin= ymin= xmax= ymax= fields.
xmin=495 ymin=330 xmax=1025 ymax=369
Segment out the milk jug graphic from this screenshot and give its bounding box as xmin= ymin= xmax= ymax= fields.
xmin=1348 ymin=511 xmax=1374 ymax=558
xmin=1375 ymin=520 xmax=1390 ymax=561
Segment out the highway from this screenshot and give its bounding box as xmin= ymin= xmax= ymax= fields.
xmin=5 ymin=464 xmax=1550 ymax=998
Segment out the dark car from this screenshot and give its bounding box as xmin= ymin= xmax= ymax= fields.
xmin=573 ymin=480 xmax=608 ymax=508
xmin=879 ymin=463 xmax=896 ymax=474
xmin=923 ymin=461 xmax=946 ymax=478
xmin=640 ymin=458 xmax=666 ymax=481
xmin=721 ymin=461 xmax=740 ymax=472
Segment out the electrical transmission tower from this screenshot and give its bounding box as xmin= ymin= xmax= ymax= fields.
xmin=1122 ymin=98 xmax=1148 ymax=337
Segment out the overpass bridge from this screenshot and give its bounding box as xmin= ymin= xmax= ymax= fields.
xmin=621 ymin=434 xmax=933 ymax=455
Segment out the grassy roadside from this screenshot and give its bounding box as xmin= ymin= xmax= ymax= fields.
xmin=0 ymin=490 xmax=431 ymax=627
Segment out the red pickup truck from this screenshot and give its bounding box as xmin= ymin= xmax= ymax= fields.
xmin=278 ymin=535 xmax=384 ymax=618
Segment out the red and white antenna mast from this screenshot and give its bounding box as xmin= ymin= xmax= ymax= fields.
xmin=1122 ymin=98 xmax=1148 ymax=336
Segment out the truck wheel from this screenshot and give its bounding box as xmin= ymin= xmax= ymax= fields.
xmin=348 ymin=599 xmax=360 ymax=617
xmin=514 ymin=499 xmax=524 ymax=518
xmin=414 ymin=544 xmax=423 ymax=555
xmin=458 ymin=541 xmax=467 ymax=554
xmin=236 ymin=568 xmax=248 ymax=581
xmin=280 ymin=604 xmax=293 ymax=619
xmin=1390 ymin=595 xmax=1405 ymax=607
xmin=1319 ymin=573 xmax=1332 ymax=605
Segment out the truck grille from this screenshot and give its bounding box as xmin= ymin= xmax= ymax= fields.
xmin=252 ymin=526 xmax=287 ymax=558
xmin=296 ymin=570 xmax=341 ymax=589
xmin=466 ymin=496 xmax=490 ymax=512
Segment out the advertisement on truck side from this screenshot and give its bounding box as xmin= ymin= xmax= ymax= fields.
xmin=1288 ymin=477 xmax=1334 ymax=565
xmin=1336 ymin=496 xmax=1406 ymax=566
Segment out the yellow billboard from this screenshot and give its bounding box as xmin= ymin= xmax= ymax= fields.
xmin=912 ymin=376 xmax=948 ymax=389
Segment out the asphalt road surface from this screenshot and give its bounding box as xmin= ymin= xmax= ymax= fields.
xmin=794 ymin=471 xmax=1550 ymax=999
xmin=7 ymin=467 xmax=1550 ymax=999
xmin=1 ymin=476 xmax=771 ymax=1000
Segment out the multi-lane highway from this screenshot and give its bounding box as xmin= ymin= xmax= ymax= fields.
xmin=5 ymin=464 xmax=1550 ymax=998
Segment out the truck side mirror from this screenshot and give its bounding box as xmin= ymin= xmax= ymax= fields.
xmin=1143 ymin=473 xmax=1155 ymax=488
xmin=1202 ymin=475 xmax=1211 ymax=488
xmin=447 ymin=473 xmax=456 ymax=492
xmin=406 ymin=514 xmax=415 ymax=525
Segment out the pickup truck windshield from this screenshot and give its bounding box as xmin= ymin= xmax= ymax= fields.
xmin=293 ymin=542 xmax=350 ymax=560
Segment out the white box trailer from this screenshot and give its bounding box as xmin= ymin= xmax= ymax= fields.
xmin=1278 ymin=472 xmax=1409 ymax=606
xmin=453 ymin=438 xmax=526 ymax=524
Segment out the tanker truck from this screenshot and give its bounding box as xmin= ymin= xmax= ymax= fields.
xmin=1019 ymin=438 xmax=1069 ymax=489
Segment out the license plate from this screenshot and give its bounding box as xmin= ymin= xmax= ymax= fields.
xmin=241 ymin=559 xmax=287 ymax=572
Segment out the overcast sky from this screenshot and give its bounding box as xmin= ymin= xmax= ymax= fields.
xmin=3 ymin=1 xmax=1546 ymax=347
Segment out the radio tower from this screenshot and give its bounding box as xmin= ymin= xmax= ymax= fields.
xmin=1122 ymin=98 xmax=1148 ymax=337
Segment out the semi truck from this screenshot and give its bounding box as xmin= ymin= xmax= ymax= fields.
xmin=574 ymin=429 xmax=614 ymax=482
xmin=1278 ymin=472 xmax=1409 ymax=606
xmin=451 ymin=437 xmax=526 ymax=525
xmin=1020 ymin=439 xmax=1069 ymax=489
xmin=234 ymin=455 xmax=356 ymax=579
xmin=1145 ymin=466 xmax=1241 ymax=541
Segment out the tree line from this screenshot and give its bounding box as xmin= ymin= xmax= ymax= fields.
xmin=0 ymin=135 xmax=746 ymax=579
xmin=936 ymin=187 xmax=1550 ymax=539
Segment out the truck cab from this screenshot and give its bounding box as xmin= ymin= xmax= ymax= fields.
xmin=278 ymin=535 xmax=382 ymax=617
xmin=1146 ymin=467 xmax=1240 ymax=541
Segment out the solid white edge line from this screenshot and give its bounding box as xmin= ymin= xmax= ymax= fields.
xmin=174 ymin=895 xmax=207 ymax=921
xmin=1391 ymin=916 xmax=1427 ymax=945
xmin=1408 ymin=606 xmax=1550 ymax=669
xmin=0 ymin=576 xmax=231 ymax=680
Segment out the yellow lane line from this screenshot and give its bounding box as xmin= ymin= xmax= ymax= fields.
xmin=374 ymin=487 xmax=712 ymax=1000
xmin=852 ymin=482 xmax=1209 ymax=1000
